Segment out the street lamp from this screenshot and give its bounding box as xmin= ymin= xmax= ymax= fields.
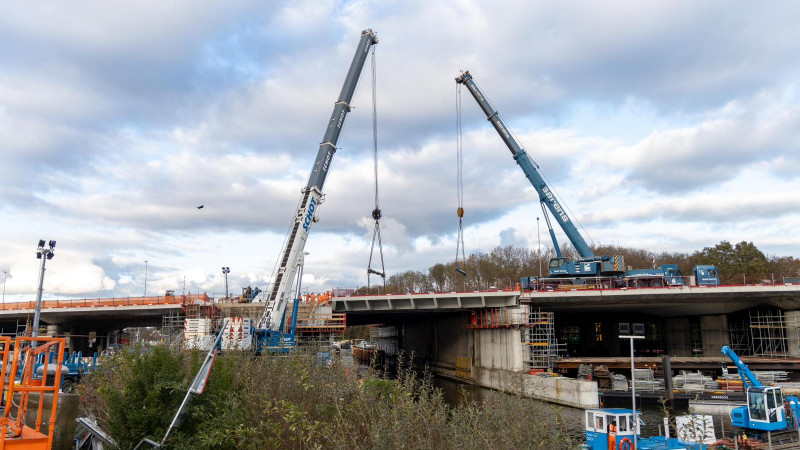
xmin=144 ymin=260 xmax=148 ymax=297
xmin=2 ymin=271 xmax=7 ymax=307
xmin=33 ymin=239 xmax=56 ymax=338
xmin=620 ymin=335 xmax=645 ymax=449
xmin=221 ymin=267 xmax=230 ymax=300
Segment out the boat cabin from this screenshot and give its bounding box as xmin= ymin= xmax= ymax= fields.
xmin=584 ymin=408 xmax=639 ymax=450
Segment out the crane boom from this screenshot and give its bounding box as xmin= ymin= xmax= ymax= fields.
xmin=455 ymin=71 xmax=594 ymax=258
xmin=258 ymin=29 xmax=379 ymax=332
xmin=721 ymin=345 xmax=763 ymax=388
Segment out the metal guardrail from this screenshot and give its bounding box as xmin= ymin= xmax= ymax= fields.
xmin=0 ymin=294 xmax=209 ymax=311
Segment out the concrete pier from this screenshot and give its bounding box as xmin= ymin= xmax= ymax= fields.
xmin=400 ymin=312 xmax=599 ymax=408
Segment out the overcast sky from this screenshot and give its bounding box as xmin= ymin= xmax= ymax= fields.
xmin=1 ymin=1 xmax=799 ymax=301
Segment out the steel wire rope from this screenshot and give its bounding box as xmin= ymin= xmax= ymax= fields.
xmin=366 ymin=46 xmax=386 ymax=293
xmin=470 ymin=78 xmax=596 ymax=250
xmin=455 ymin=82 xmax=467 ymax=278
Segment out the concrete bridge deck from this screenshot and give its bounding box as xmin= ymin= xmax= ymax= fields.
xmin=0 ymin=295 xmax=205 ymax=325
xmin=522 ymin=284 xmax=800 ymax=317
xmin=332 ymin=284 xmax=800 ymax=317
xmin=331 ymin=290 xmax=518 ymax=313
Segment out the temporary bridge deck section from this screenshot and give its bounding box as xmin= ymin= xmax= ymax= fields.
xmin=332 ymin=284 xmax=800 ymax=318
xmin=521 ymin=284 xmax=800 ymax=317
xmin=331 ymin=290 xmax=518 ymax=313
xmin=0 ymin=295 xmax=206 ymax=324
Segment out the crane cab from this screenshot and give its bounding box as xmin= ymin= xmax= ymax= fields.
xmin=584 ymin=409 xmax=639 ymax=450
xmin=692 ymin=265 xmax=720 ymax=286
xmin=732 ymin=386 xmax=787 ymax=431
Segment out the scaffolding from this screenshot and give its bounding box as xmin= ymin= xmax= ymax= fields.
xmin=728 ymin=321 xmax=750 ymax=356
xmin=161 ymin=310 xmax=186 ymax=348
xmin=749 ymin=309 xmax=789 ymax=357
xmin=521 ymin=309 xmax=563 ymax=371
xmin=291 ymin=302 xmax=347 ymax=352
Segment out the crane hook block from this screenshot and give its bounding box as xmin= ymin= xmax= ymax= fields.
xmin=372 ymin=208 xmax=382 ymax=220
xmin=457 ymin=207 xmax=464 ymax=218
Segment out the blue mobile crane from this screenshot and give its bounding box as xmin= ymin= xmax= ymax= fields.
xmin=253 ymin=29 xmax=378 ymax=352
xmin=455 ymin=71 xmax=625 ymax=289
xmin=722 ymin=345 xmax=800 ymax=443
xmin=456 ymin=71 xmax=723 ymax=291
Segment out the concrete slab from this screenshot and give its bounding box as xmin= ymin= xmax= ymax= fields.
xmin=521 ymin=284 xmax=800 ymax=317
xmin=332 ymin=290 xmax=519 ymax=313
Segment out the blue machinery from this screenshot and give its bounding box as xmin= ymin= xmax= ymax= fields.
xmin=456 ymin=71 xmax=720 ymax=290
xmin=456 ymin=70 xmax=625 ymax=288
xmin=254 ymin=29 xmax=379 ymax=352
xmin=722 ymin=345 xmax=800 ymax=435
xmin=583 ymin=408 xmax=705 ymax=450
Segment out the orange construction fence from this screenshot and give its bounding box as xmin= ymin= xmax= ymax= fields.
xmin=0 ymin=294 xmax=210 ymax=311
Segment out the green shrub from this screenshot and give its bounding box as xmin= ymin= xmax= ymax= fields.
xmin=81 ymin=346 xmax=574 ymax=449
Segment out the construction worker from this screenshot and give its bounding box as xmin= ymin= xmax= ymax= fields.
xmin=607 ymin=419 xmax=617 ymax=450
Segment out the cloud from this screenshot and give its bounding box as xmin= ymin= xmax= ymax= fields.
xmin=1 ymin=1 xmax=800 ymax=301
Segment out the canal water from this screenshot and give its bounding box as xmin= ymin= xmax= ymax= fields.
xmin=434 ymin=377 xmax=733 ymax=443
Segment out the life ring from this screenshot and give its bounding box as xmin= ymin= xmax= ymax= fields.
xmin=618 ymin=437 xmax=633 ymax=450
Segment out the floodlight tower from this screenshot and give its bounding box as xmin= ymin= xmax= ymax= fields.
xmin=222 ymin=267 xmax=230 ymax=300
xmin=32 ymin=239 xmax=56 ymax=338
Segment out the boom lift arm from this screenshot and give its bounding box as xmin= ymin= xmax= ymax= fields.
xmin=257 ymin=29 xmax=379 ymax=333
xmin=721 ymin=345 xmax=763 ymax=389
xmin=455 ymin=71 xmax=594 ymax=258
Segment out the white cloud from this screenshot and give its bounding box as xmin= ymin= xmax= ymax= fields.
xmin=1 ymin=1 xmax=799 ymax=301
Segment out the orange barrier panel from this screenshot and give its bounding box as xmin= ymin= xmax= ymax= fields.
xmin=0 ymin=294 xmax=210 ymax=311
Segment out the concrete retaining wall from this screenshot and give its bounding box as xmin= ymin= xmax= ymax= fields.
xmin=472 ymin=366 xmax=599 ymax=409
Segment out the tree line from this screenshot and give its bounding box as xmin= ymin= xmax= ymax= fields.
xmin=359 ymin=241 xmax=800 ymax=294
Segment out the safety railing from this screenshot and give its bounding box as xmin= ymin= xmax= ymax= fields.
xmin=295 ymin=313 xmax=347 ymax=332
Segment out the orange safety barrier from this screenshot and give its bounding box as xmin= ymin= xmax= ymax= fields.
xmin=0 ymin=336 xmax=66 ymax=450
xmin=0 ymin=294 xmax=210 ymax=311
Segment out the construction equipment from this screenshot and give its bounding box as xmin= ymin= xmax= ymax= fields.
xmin=254 ymin=29 xmax=378 ymax=352
xmin=0 ymin=337 xmax=66 ymax=450
xmin=455 ymin=71 xmax=625 ymax=289
xmin=722 ymin=345 xmax=800 ymax=439
xmin=455 ymin=71 xmax=725 ymax=291
xmin=625 ymin=264 xmax=720 ymax=288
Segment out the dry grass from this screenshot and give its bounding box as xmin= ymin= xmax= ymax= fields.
xmin=80 ymin=346 xmax=574 ymax=449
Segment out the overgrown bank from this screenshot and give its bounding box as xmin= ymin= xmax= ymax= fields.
xmin=80 ymin=345 xmax=574 ymax=449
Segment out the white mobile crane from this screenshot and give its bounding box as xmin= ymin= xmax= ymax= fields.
xmin=254 ymin=29 xmax=379 ymax=352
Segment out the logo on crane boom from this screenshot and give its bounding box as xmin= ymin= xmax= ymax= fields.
xmin=302 ymin=196 xmax=317 ymax=231
xmin=541 ymin=186 xmax=569 ymax=223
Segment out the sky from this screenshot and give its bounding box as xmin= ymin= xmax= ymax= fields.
xmin=1 ymin=1 xmax=799 ymax=301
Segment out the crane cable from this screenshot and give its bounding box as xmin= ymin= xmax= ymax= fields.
xmin=455 ymin=83 xmax=467 ymax=277
xmin=366 ymin=46 xmax=386 ymax=293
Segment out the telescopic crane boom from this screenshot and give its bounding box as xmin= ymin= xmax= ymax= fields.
xmin=455 ymin=70 xmax=593 ymax=258
xmin=257 ymin=29 xmax=379 ymax=337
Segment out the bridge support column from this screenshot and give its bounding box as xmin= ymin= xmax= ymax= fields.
xmin=785 ymin=310 xmax=800 ymax=356
xmin=665 ymin=318 xmax=691 ymax=357
xmin=700 ymin=314 xmax=730 ymax=355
